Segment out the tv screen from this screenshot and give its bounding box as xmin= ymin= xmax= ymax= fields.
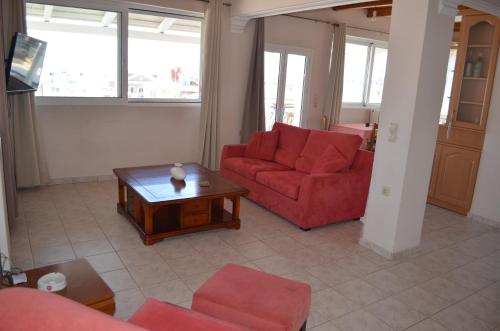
xmin=5 ymin=32 xmax=47 ymax=94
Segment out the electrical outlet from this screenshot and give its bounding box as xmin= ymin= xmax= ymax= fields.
xmin=382 ymin=186 xmax=391 ymax=196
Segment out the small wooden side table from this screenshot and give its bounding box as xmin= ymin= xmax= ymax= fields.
xmin=1 ymin=259 xmax=115 ymax=315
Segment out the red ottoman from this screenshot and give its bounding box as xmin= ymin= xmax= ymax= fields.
xmin=191 ymin=264 xmax=311 ymax=331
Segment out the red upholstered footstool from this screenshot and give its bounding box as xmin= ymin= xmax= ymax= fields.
xmin=191 ymin=264 xmax=311 ymax=331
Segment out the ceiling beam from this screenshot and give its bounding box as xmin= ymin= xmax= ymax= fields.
xmin=332 ymin=0 xmax=392 ymax=11
xmin=367 ymin=6 xmax=392 ymax=17
xmin=157 ymin=17 xmax=176 ymax=33
xmin=101 ymin=12 xmax=117 ymax=27
xmin=43 ymin=5 xmax=54 ymax=22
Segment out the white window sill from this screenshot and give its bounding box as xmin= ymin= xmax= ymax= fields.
xmin=35 ymin=97 xmax=201 ymax=108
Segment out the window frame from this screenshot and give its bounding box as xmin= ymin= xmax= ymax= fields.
xmin=27 ymin=0 xmax=204 ymax=106
xmin=342 ymin=36 xmax=388 ymax=108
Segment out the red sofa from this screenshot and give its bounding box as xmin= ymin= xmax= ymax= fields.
xmin=221 ymin=123 xmax=374 ymax=230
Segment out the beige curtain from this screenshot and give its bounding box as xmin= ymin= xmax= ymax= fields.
xmin=198 ymin=0 xmax=223 ymax=169
xmin=0 ymin=11 xmax=17 ymax=224
xmin=240 ymin=18 xmax=265 ymax=143
xmin=322 ymin=23 xmax=346 ymax=130
xmin=2 ymin=0 xmax=47 ymax=188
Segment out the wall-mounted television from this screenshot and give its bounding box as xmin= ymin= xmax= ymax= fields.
xmin=5 ymin=32 xmax=47 ymax=94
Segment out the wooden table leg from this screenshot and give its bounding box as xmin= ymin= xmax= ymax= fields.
xmin=118 ymin=180 xmax=125 ymax=211
xmin=143 ymin=204 xmax=154 ymax=245
xmin=231 ymin=195 xmax=241 ymax=229
xmin=134 ymin=196 xmax=143 ymax=226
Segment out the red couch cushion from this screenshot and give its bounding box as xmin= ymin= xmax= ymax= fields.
xmin=192 ymin=264 xmax=311 ymax=331
xmin=272 ymin=123 xmax=310 ymax=168
xmin=295 ymin=130 xmax=362 ymax=173
xmin=129 ymin=299 xmax=247 ymax=331
xmin=311 ymin=145 xmax=350 ymax=174
xmin=255 ymin=170 xmax=307 ymax=200
xmin=223 ymin=157 xmax=290 ymax=180
xmin=245 ymin=131 xmax=279 ymax=161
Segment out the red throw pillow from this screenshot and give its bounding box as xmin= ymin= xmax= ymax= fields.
xmin=245 ymin=131 xmax=279 ymax=161
xmin=311 ymin=145 xmax=350 ymax=173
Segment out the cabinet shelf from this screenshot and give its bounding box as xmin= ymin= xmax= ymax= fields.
xmin=467 ymin=44 xmax=492 ymax=48
xmin=459 ymin=100 xmax=483 ymax=106
xmin=463 ymin=76 xmax=487 ymax=81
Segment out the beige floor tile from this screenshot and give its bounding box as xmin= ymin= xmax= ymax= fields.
xmin=309 ymin=321 xmax=341 ymax=331
xmin=114 ymin=288 xmax=146 ymax=320
xmin=363 ymin=270 xmax=415 ymax=296
xmin=153 ymin=237 xmax=200 ymax=261
xmin=261 ymin=235 xmax=306 ymax=253
xmin=405 ymin=319 xmax=448 ymax=331
xmin=108 ymin=234 xmax=145 ymax=251
xmin=282 ymin=271 xmax=329 ymax=293
xmin=199 ymin=247 xmax=249 ymax=268
xmin=184 ymin=270 xmax=217 ymax=292
xmin=127 ymin=262 xmax=178 ymax=287
xmin=29 ymin=230 xmax=70 ymax=248
xmin=444 ymin=267 xmax=492 ymax=290
xmin=252 ymin=255 xmax=303 ymax=276
xmin=386 ymin=262 xmax=436 ymax=285
xmin=140 ymin=279 xmax=193 ymax=304
xmin=85 ymin=252 xmax=124 ymax=273
xmin=117 ymin=247 xmax=164 ymax=268
xmin=420 ymin=277 xmax=474 ymax=303
xmin=167 ymin=253 xmax=217 ymax=278
xmin=234 ymin=241 xmax=277 ymax=260
xmin=334 ymin=279 xmax=387 ymax=307
xmin=457 ymin=294 xmax=500 ymax=326
xmin=66 ymin=226 xmax=106 ymax=243
xmin=395 ymin=286 xmax=451 ymax=316
xmin=333 ymin=310 xmax=394 ymax=331
xmin=335 ymin=254 xmax=382 ymax=276
xmin=32 ymin=244 xmax=75 ymax=265
xmin=100 ymin=269 xmax=137 ymax=292
xmin=282 ymin=248 xmax=333 ymax=268
xmin=463 ymin=259 xmax=500 ymax=282
xmin=312 ymin=288 xmax=359 ymax=320
xmin=217 ymin=230 xmax=259 ymax=246
xmin=307 ymin=263 xmax=355 ymax=286
xmin=72 ymin=239 xmax=114 ymax=258
xmin=432 ymin=305 xmax=492 ymax=331
xmin=366 ymin=298 xmax=425 ymax=330
xmin=478 ymin=281 xmax=500 ymax=303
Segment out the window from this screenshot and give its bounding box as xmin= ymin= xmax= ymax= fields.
xmin=26 ymin=1 xmax=202 ymax=103
xmin=128 ymin=12 xmax=201 ymax=100
xmin=26 ymin=4 xmax=119 ymax=97
xmin=342 ymin=38 xmax=388 ymax=106
xmin=264 ymin=46 xmax=311 ymax=130
xmin=440 ymin=48 xmax=457 ymax=124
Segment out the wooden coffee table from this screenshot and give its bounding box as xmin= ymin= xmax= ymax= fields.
xmin=3 ymin=259 xmax=115 ymax=315
xmin=113 ymin=163 xmax=249 ymax=245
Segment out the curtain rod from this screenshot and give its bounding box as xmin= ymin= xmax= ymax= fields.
xmin=283 ymin=14 xmax=389 ymax=35
xmin=196 ymin=0 xmax=232 ymax=6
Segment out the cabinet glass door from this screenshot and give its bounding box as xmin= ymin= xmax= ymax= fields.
xmin=452 ymin=16 xmax=499 ymax=130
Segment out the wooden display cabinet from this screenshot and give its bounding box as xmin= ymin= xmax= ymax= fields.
xmin=428 ymin=11 xmax=500 ymax=215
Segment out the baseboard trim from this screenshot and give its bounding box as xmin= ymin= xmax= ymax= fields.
xmin=470 ymin=213 xmax=500 ymax=228
xmin=359 ymin=237 xmax=421 ymax=260
xmin=47 ymin=174 xmax=117 ymax=185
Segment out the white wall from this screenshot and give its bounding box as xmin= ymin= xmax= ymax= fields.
xmin=470 ymin=52 xmax=500 ymax=226
xmin=36 ymin=0 xmax=255 ymax=180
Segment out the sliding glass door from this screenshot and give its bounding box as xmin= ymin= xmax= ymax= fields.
xmin=264 ymin=46 xmax=310 ymax=130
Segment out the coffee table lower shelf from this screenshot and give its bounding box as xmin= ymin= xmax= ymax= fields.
xmin=117 ymin=191 xmax=241 ymax=245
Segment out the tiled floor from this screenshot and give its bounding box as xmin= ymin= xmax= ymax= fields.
xmin=9 ymin=180 xmax=500 ymax=330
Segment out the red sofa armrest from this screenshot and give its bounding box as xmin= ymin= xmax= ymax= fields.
xmin=129 ymin=298 xmax=248 ymax=331
xmin=299 ymin=169 xmax=371 ymax=221
xmin=220 ymin=144 xmax=247 ymax=169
